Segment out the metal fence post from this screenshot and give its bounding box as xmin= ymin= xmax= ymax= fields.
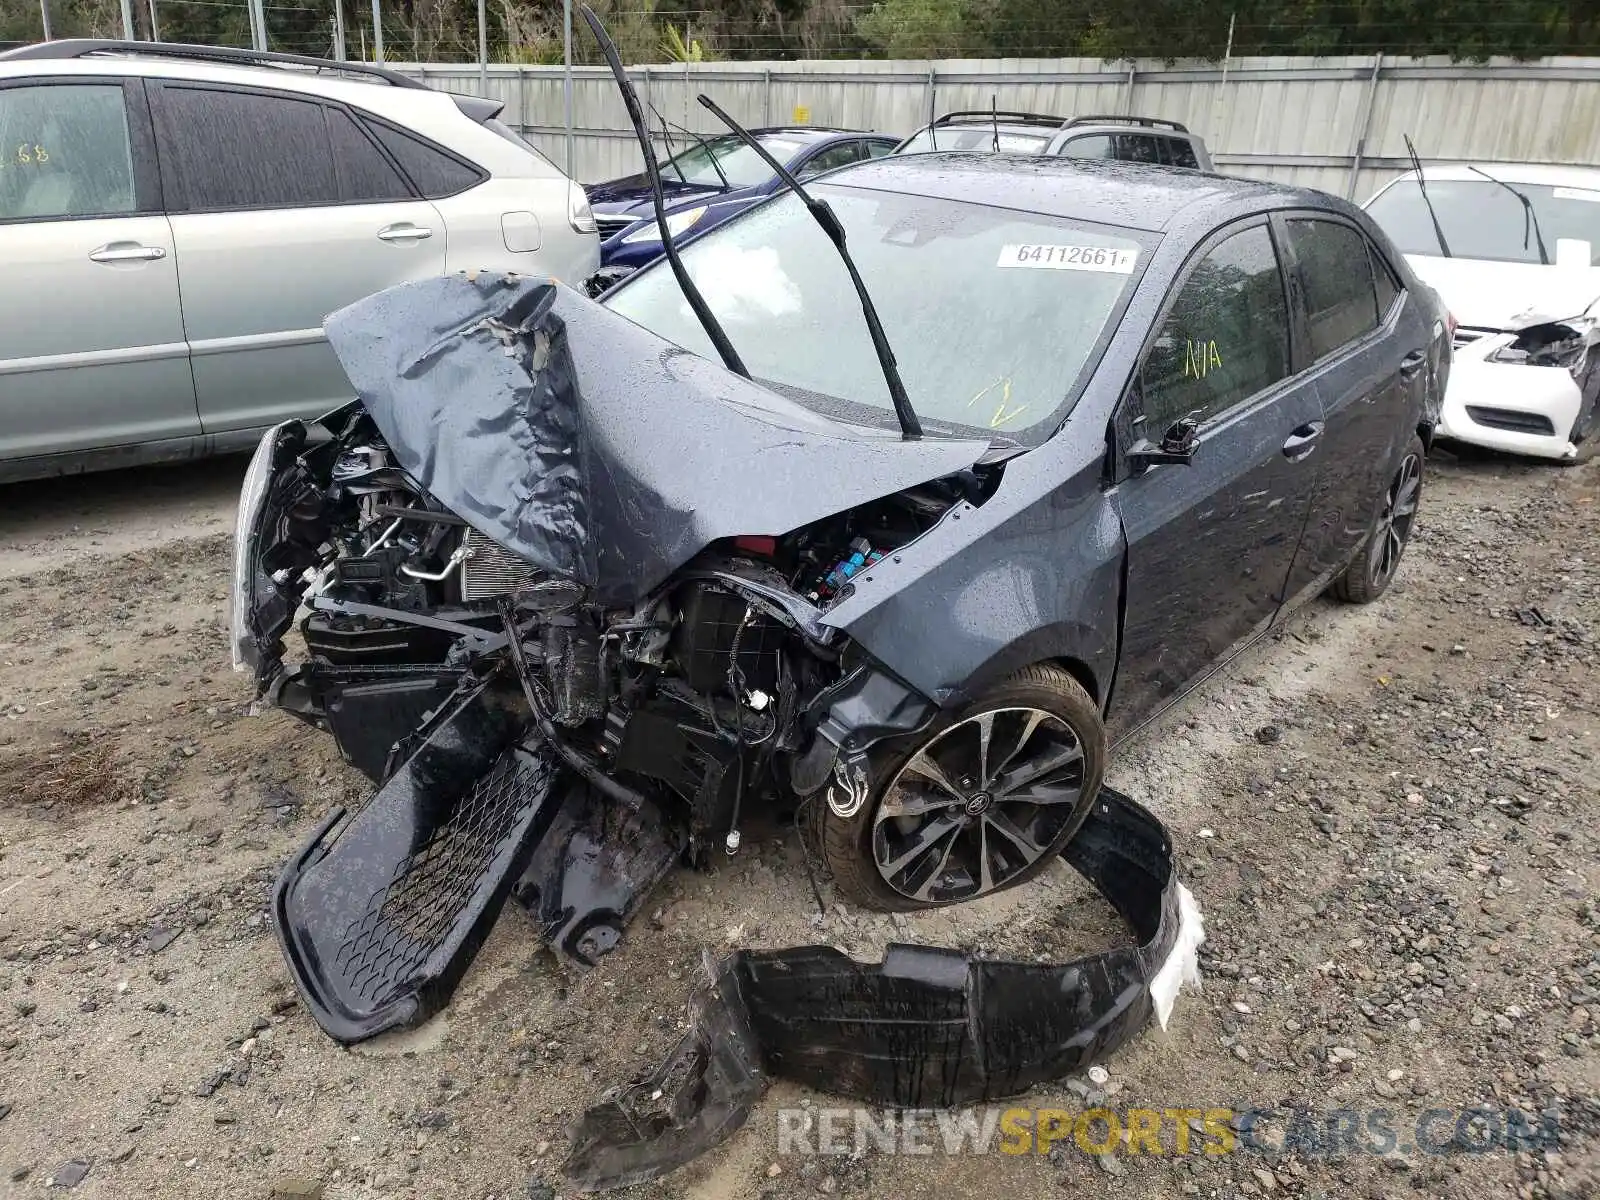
xmin=39 ymin=0 xmax=52 ymax=39
xmin=333 ymin=0 xmax=346 ymax=59
xmin=1123 ymin=65 xmax=1137 ymax=115
xmin=924 ymin=66 xmax=936 ymax=125
xmin=1346 ymin=52 xmax=1385 ymax=199
xmin=119 ymin=0 xmax=135 ymax=39
xmin=371 ymin=0 xmax=384 ymax=62
xmin=563 ymin=0 xmax=574 ymax=177
xmin=477 ymin=0 xmax=488 ymax=95
xmin=763 ymin=68 xmax=772 ymax=126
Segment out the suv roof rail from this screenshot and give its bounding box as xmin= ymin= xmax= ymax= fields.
xmin=931 ymin=109 xmax=1068 ymax=129
xmin=1062 ymin=113 xmax=1190 ymax=134
xmin=0 ymin=39 xmax=428 ymax=89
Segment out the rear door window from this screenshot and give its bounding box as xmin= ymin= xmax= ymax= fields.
xmin=363 ymin=118 xmax=483 ymax=198
xmin=1115 ymin=134 xmax=1162 ymax=164
xmin=1286 ymin=218 xmax=1382 ymax=359
xmin=1166 ymin=137 xmax=1200 ymax=168
xmin=0 ymin=83 xmax=138 ymax=220
xmin=156 ymin=85 xmax=339 ymax=210
xmin=1141 ymin=223 xmax=1293 ymax=431
xmin=326 ymin=106 xmax=412 ymax=202
xmin=1369 ymin=240 xmax=1401 ymax=317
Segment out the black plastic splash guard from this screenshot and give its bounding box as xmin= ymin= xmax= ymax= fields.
xmin=273 ymin=680 xmax=561 ymax=1043
xmin=565 ymin=786 xmax=1198 ymax=1191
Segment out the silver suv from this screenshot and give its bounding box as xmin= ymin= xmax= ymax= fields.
xmin=0 ymin=40 xmax=601 ymax=484
xmin=895 ymin=112 xmax=1214 ymax=172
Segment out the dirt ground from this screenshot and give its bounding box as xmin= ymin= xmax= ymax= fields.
xmin=0 ymin=447 xmax=1595 ymax=1200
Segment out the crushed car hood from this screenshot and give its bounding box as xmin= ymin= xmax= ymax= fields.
xmin=323 ymin=274 xmax=991 ymax=606
xmin=1404 ymin=254 xmax=1600 ymax=330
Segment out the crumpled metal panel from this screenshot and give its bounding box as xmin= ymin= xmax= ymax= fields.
xmin=323 ymin=273 xmax=991 ymax=606
xmin=565 ymin=786 xmax=1201 ymax=1192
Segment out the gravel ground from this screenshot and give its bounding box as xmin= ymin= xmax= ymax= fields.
xmin=0 ymin=447 xmax=1594 ymax=1200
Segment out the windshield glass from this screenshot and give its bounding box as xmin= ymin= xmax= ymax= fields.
xmin=603 ymin=184 xmax=1149 ymax=443
xmin=661 ymin=133 xmax=805 ymax=188
xmin=898 ymin=126 xmax=1054 ymax=155
xmin=1366 ymin=177 xmax=1600 ymax=265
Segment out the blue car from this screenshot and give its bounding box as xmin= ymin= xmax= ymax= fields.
xmin=587 ymin=127 xmax=898 ymax=276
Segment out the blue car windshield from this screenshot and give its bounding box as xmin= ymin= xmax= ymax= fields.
xmin=604 ymin=183 xmax=1150 ymax=444
xmin=662 ymin=133 xmax=807 ymax=188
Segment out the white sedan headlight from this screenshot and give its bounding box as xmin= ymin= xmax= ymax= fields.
xmin=1489 ymin=314 xmax=1597 ymax=372
xmin=620 ymin=205 xmax=708 ymax=245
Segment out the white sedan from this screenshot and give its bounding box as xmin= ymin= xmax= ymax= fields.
xmin=1364 ymin=162 xmax=1599 ymax=460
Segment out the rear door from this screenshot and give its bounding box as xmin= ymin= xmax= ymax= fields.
xmin=1275 ymin=214 xmax=1417 ymax=601
xmin=1108 ymin=217 xmax=1324 ymax=735
xmin=150 ymin=82 xmax=447 ymax=435
xmin=0 ymin=77 xmax=196 ymax=464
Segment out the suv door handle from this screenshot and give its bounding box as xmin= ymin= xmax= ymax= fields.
xmin=1282 ymin=421 xmax=1324 ymax=462
xmin=377 ymin=223 xmax=432 ymax=242
xmin=1399 ymin=349 xmax=1427 ymax=378
xmin=89 ymin=242 xmax=166 ymax=263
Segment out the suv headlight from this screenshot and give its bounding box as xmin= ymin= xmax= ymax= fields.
xmin=568 ymin=181 xmax=598 ymax=235
xmin=621 ymin=205 xmax=707 ymax=245
xmin=1489 ymin=314 xmax=1597 ymax=372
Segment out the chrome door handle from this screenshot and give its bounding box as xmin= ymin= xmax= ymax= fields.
xmin=89 ymin=243 xmax=166 ymax=263
xmin=1282 ymin=421 xmax=1325 ymax=461
xmin=1399 ymin=349 xmax=1427 ymax=379
xmin=377 ymin=224 xmax=432 ymax=242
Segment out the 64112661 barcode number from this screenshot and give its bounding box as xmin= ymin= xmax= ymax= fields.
xmin=996 ymin=243 xmax=1138 ymax=273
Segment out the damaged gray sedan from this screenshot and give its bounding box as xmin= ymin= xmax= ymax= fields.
xmin=230 ymin=127 xmax=1445 ymax=1187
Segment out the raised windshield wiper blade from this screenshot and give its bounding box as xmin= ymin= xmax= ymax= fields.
xmin=653 ymin=105 xmax=730 ymax=190
xmin=647 ymin=102 xmax=691 ymax=184
xmin=696 ymin=92 xmax=923 ymax=442
xmin=1465 ymin=164 xmax=1550 ymax=265
xmin=1404 ymin=134 xmax=1452 ymax=259
xmin=577 ymin=5 xmax=749 ymax=380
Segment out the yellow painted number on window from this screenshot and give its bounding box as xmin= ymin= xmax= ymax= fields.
xmin=9 ymin=143 xmax=48 ymax=167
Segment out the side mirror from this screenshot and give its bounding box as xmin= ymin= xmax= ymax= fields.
xmin=1128 ymin=416 xmax=1200 ymax=469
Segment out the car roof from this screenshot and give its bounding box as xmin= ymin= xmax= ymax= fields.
xmin=817 ymin=152 xmax=1328 ymax=233
xmin=1380 ymin=162 xmax=1600 ymax=189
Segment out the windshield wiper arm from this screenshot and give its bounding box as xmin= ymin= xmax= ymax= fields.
xmin=578 ymin=5 xmax=749 ymax=379
xmin=647 ymin=102 xmax=691 ymax=185
xmin=697 ymin=92 xmax=923 ymax=441
xmin=1404 ymin=134 xmax=1452 ymax=259
xmin=652 ymin=106 xmax=730 ymax=190
xmin=1466 ymin=164 xmax=1550 ymax=265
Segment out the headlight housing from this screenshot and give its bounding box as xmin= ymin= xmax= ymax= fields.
xmin=621 ymin=205 xmax=707 ymax=245
xmin=230 ymin=423 xmax=288 ymax=673
xmin=1489 ymin=314 xmax=1597 ymax=373
xmin=568 ymin=181 xmax=597 ymax=235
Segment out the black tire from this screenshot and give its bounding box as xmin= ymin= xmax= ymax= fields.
xmin=819 ymin=664 xmax=1105 ymax=912
xmin=1331 ymin=435 xmax=1425 ymax=605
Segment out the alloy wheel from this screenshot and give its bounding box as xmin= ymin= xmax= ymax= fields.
xmin=872 ymin=707 xmax=1086 ymax=904
xmin=1368 ymin=451 xmax=1422 ymax=590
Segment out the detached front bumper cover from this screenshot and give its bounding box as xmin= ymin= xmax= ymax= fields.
xmin=565 ymin=786 xmax=1203 ymax=1191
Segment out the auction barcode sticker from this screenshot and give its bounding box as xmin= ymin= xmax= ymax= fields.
xmin=997 ymin=243 xmax=1138 ymax=273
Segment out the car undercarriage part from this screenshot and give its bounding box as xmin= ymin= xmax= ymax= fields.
xmin=565 ymin=786 xmax=1202 ymax=1191
xmin=273 ymin=679 xmax=564 ymax=1043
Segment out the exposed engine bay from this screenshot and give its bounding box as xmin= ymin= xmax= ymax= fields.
xmin=243 ymin=399 xmax=973 ymax=833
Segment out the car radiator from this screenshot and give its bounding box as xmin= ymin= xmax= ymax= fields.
xmin=460 ymin=529 xmax=539 ymax=600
